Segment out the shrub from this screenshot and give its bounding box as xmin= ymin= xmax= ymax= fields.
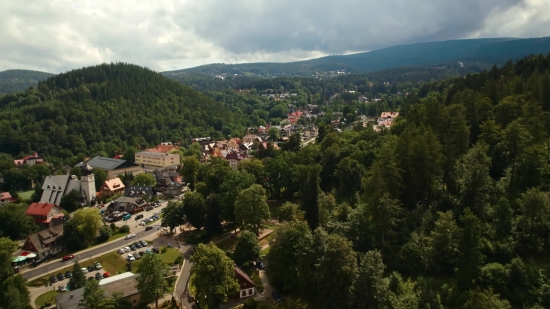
xmin=119 ymin=225 xmax=130 ymax=233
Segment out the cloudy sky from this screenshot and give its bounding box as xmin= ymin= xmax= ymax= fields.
xmin=1 ymin=0 xmax=549 ymax=73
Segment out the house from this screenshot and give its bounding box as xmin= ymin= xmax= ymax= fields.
xmin=243 ymin=134 xmax=257 ymax=143
xmin=165 ymin=182 xmax=184 ymax=198
xmin=135 ymin=151 xmax=180 ymax=169
xmin=111 ymin=197 xmax=147 ymax=214
xmin=85 ymin=157 xmax=143 ymax=180
xmin=22 ymin=223 xmax=65 ymax=258
xmin=191 ymin=137 xmax=213 ymax=145
xmin=225 ymin=152 xmax=249 ymax=170
xmin=124 ymin=185 xmax=154 ymax=199
xmin=373 ymin=112 xmax=399 ymax=132
xmin=25 ymin=203 xmax=64 ymax=228
xmin=13 ymin=152 xmax=44 ymax=167
xmin=100 ymin=178 xmax=125 ymax=197
xmin=229 ymin=266 xmax=256 ymax=300
xmin=40 ymin=163 xmax=97 ymax=206
xmin=0 ymin=192 xmax=13 ymax=205
xmin=55 ymin=272 xmax=141 ymax=309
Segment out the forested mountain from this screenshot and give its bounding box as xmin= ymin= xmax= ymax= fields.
xmin=0 ymin=69 xmax=54 ymax=95
xmin=0 ymin=63 xmax=249 ymax=163
xmin=167 ymin=36 xmax=550 ymax=76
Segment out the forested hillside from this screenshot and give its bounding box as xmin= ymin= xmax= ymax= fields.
xmin=169 ymin=37 xmax=550 ymax=76
xmin=0 ymin=63 xmax=248 ymax=162
xmin=182 ymin=53 xmax=550 ymax=309
xmin=0 ymin=69 xmax=54 ymax=95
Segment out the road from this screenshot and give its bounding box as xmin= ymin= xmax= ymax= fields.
xmin=23 ymin=200 xmax=173 ymax=281
xmin=175 ymin=246 xmax=195 ymax=309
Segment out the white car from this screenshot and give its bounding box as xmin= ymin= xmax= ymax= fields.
xmin=127 ymin=253 xmax=134 ymax=258
xmin=125 ymin=233 xmax=136 ymax=240
xmin=127 ymin=255 xmax=135 ymax=262
xmin=139 ymin=221 xmax=146 ymax=226
xmin=118 ymin=248 xmax=125 ymax=254
xmin=81 ymin=268 xmax=88 ymax=274
xmin=124 ymin=246 xmax=131 ymax=252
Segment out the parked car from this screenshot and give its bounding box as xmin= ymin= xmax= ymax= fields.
xmin=33 ymin=258 xmax=45 ymax=267
xmin=130 ymin=245 xmax=137 ymax=251
xmin=58 ymin=285 xmax=67 ymax=292
xmin=139 ymin=221 xmax=147 ymax=226
xmin=124 ymin=247 xmax=131 ymax=252
xmin=87 ymin=265 xmax=95 ymax=272
xmin=45 ymin=253 xmax=56 ymax=260
xmin=272 ymin=291 xmax=283 ymax=302
xmin=57 ymin=273 xmax=65 ymax=280
xmin=122 ymin=214 xmax=132 ymax=221
xmin=62 ymin=255 xmax=75 ymax=262
xmin=256 ymin=261 xmax=265 ymax=270
xmin=145 ymin=226 xmax=153 ymax=231
xmin=138 ymin=251 xmax=145 ymax=256
xmin=94 ymin=262 xmax=102 ymax=270
xmin=95 ymin=272 xmax=102 ymax=280
xmin=140 ymin=240 xmax=148 ymax=247
xmin=118 ymin=248 xmax=126 ymax=254
xmin=152 ymin=247 xmax=160 ymax=254
xmin=65 ymin=271 xmax=72 ymax=278
xmin=134 ymin=254 xmax=141 ymax=260
xmin=127 ymin=255 xmax=135 ymax=262
xmin=103 ymin=272 xmax=110 ymax=278
xmin=125 ymin=233 xmax=136 ymax=240
xmin=146 ymin=206 xmax=154 ymax=211
xmin=81 ymin=268 xmax=88 ymax=274
xmin=135 ymin=214 xmax=144 ymax=221
xmin=135 ymin=242 xmax=142 ymax=248
xmin=49 ymin=275 xmax=58 ymax=283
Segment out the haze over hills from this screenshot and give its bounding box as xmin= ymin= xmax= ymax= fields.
xmin=164 ymin=36 xmax=550 ymax=77
xmin=0 ymin=69 xmax=54 ymax=95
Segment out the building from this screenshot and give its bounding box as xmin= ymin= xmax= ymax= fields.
xmin=124 ymin=185 xmax=154 ymax=199
xmin=373 ymin=111 xmax=399 ymax=132
xmin=55 ymin=272 xmax=141 ymax=309
xmin=191 ymin=137 xmax=213 ymax=145
xmin=225 ymin=152 xmax=249 ymax=170
xmin=229 ymin=266 xmax=256 ymax=300
xmin=40 ymin=163 xmax=97 ymax=206
xmin=13 ymin=152 xmax=44 ymax=167
xmin=111 ymin=197 xmax=147 ymax=214
xmin=165 ymin=182 xmax=184 ymax=198
xmin=0 ymin=192 xmax=13 ymax=205
xmin=144 ymin=144 xmax=178 ymax=154
xmin=100 ymin=178 xmax=125 ymax=197
xmin=25 ymin=203 xmax=64 ymax=228
xmin=22 ymin=223 xmax=65 ymax=258
xmin=135 ymin=151 xmax=180 ymax=169
xmin=85 ymin=157 xmax=143 ymax=180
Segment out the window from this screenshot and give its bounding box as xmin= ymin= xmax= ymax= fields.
xmin=242 ymin=290 xmax=247 ymax=297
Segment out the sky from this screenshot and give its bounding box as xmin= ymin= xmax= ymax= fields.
xmin=0 ymin=0 xmax=549 ymax=73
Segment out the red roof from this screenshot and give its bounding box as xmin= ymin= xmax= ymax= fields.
xmin=113 ymin=154 xmax=124 ymax=159
xmin=26 ymin=203 xmax=58 ymax=216
xmin=0 ymin=192 xmax=12 ymax=200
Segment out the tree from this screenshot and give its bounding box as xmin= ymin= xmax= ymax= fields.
xmin=204 ymin=193 xmax=223 ymax=235
xmin=234 ymin=184 xmax=271 ymax=235
xmin=456 ymin=208 xmax=485 ymax=291
xmin=238 ymin=158 xmax=266 ymax=185
xmin=0 ymin=237 xmax=18 ymax=253
xmin=93 ymin=168 xmax=107 ymax=191
xmin=71 ymin=208 xmax=103 ymax=246
xmin=268 ymin=127 xmax=280 ymax=141
xmin=0 ymin=203 xmax=39 ymax=240
xmin=190 ymin=243 xmax=240 ymax=309
xmin=68 ymin=261 xmax=86 ymax=290
xmin=218 ymin=170 xmax=255 ymax=222
xmin=280 ymin=132 xmax=301 ymax=152
xmin=1 ymin=276 xmax=32 ymax=309
xmin=98 ymin=225 xmax=112 ymax=241
xmin=267 ymin=221 xmax=312 ymax=292
xmin=131 ymin=173 xmax=156 ymax=186
xmin=161 ymin=201 xmax=184 ymax=233
xmin=335 ymin=157 xmax=365 ymax=206
xmin=83 ymin=280 xmax=109 ymax=309
xmin=296 ymin=164 xmax=322 ymax=231
xmin=59 ymin=189 xmax=82 ymax=212
xmin=233 ymin=231 xmax=261 ymax=266
xmin=183 ymin=192 xmax=207 ymax=230
xmin=123 ymin=146 xmax=137 ymax=163
xmin=278 ymin=202 xmax=301 ymax=223
xmin=136 ymin=252 xmax=169 ymax=309
xmin=516 ymin=188 xmax=550 ymax=251
xmin=462 ymin=289 xmax=511 ymax=309
xmin=350 ymin=250 xmax=389 ymax=309
xmin=180 ymin=156 xmax=200 ymax=191
xmin=429 ymin=211 xmax=459 ymax=274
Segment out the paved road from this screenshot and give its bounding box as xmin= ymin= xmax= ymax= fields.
xmin=175 ymin=247 xmax=195 ymax=309
xmin=22 ymin=200 xmax=175 ymax=281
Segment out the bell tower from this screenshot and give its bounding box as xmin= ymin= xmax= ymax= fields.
xmin=80 ymin=163 xmax=96 ymax=206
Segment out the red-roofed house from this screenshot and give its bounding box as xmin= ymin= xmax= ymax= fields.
xmin=0 ymin=192 xmax=14 ymax=205
xmin=226 ymin=152 xmax=249 ymax=170
xmin=14 ymin=152 xmax=44 ymax=167
xmin=113 ymin=154 xmax=124 ymax=160
xmin=229 ymin=266 xmax=256 ymax=300
xmin=146 ymin=144 xmax=178 ymax=154
xmin=26 ymin=203 xmax=64 ymax=228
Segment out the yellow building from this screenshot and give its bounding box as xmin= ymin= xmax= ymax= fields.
xmin=135 ymin=151 xmax=180 ymax=169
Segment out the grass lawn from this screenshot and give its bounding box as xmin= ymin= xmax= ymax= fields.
xmin=17 ymin=190 xmax=34 ymax=201
xmin=34 ymin=290 xmax=60 ymax=308
xmin=216 ymin=237 xmax=238 ymax=252
xmin=29 ymin=252 xmax=127 ymax=287
xmin=106 ymin=232 xmax=127 ymax=242
xmin=260 ymin=247 xmax=270 ymax=257
xmin=184 ymin=223 xmax=236 ymax=245
xmin=131 ymin=247 xmax=182 ymax=271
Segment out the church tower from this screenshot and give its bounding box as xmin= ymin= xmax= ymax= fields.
xmin=80 ymin=163 xmax=96 ymax=206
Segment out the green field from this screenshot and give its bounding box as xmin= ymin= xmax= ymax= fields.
xmin=34 ymin=290 xmax=60 ymax=308
xmin=17 ymin=190 xmax=34 ymax=201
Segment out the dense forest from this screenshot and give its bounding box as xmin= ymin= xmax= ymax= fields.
xmin=169 ymin=53 xmax=550 ymax=309
xmin=167 ymin=37 xmax=550 ymax=76
xmin=0 ymin=69 xmax=54 ymax=95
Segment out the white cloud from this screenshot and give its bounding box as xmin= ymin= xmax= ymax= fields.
xmin=0 ymin=0 xmax=547 ymax=73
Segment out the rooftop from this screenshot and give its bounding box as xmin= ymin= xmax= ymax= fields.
xmin=136 ymin=151 xmax=175 ymax=157
xmin=26 ymin=202 xmax=58 ymax=216
xmin=86 ymin=156 xmax=138 ymax=170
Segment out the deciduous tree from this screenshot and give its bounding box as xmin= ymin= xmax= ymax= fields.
xmin=233 ymin=231 xmax=261 ymax=266
xmin=183 ymin=192 xmax=207 ymax=230
xmin=131 ymin=173 xmax=156 ymax=186
xmin=234 ymin=184 xmax=271 ymax=235
xmin=136 ymin=252 xmax=169 ymax=309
